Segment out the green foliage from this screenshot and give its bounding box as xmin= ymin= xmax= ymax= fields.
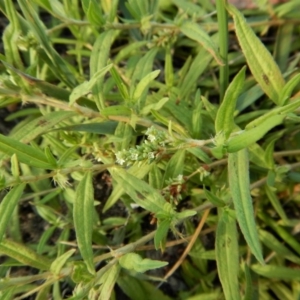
xmin=0 ymin=0 xmax=300 ymax=299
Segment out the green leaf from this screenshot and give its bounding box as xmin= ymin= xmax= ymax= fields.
xmin=71 ymin=261 xmax=94 ymax=284
xmin=191 ymin=89 xmax=203 ymax=139
xmin=201 ymin=95 xmax=218 ymax=120
xmin=242 ymin=262 xmax=254 ymax=300
xmin=74 ymin=171 xmax=95 ymax=275
xmin=126 ymin=0 xmax=149 ymax=19
xmin=101 ymin=105 xmax=131 ymax=117
xmin=259 ymin=229 xmax=300 ymax=264
xmin=173 ymin=0 xmax=206 ymax=17
xmin=227 ymin=98 xmax=300 ymax=152
xmin=110 ymin=66 xmax=130 ymax=100
xmin=228 ymin=149 xmax=264 ymax=264
xmin=164 ymin=46 xmax=174 ymax=87
xmin=12 ymin=111 xmax=76 ymax=144
xmin=263 ymin=139 xmax=276 ymax=170
xmin=204 ymin=188 xmax=225 ymax=207
xmin=258 ymin=212 xmax=300 ymax=256
xmin=17 ymin=0 xmax=76 ymax=87
xmin=248 ymin=143 xmax=269 ymax=168
xmin=216 ymin=209 xmax=240 ymax=300
xmin=151 ymin=110 xmax=189 ymax=137
xmin=148 ymin=164 xmax=163 ymax=189
xmin=0 ymin=134 xmax=54 ymax=169
xmin=236 ymin=83 xmax=264 ymax=112
xmin=133 ymin=70 xmax=160 ymax=102
xmin=103 ymin=163 xmax=151 ymax=212
xmin=179 ymin=47 xmax=213 ymax=100
xmin=114 ymin=41 xmax=148 ymax=64
xmin=0 ymin=183 xmax=25 ymax=242
xmin=180 ymin=22 xmax=224 ymax=66
xmin=226 ymin=4 xmax=285 ymax=104
xmin=279 ymin=73 xmax=300 ymax=105
xmin=37 ymin=226 xmax=56 ymax=255
xmin=165 ymin=100 xmax=193 ymax=133
xmin=11 ymin=153 xmax=20 ymax=178
xmin=90 ymin=30 xmax=117 ymax=110
xmin=265 ymin=185 xmax=288 ymax=222
xmin=119 ymin=253 xmax=168 ymax=273
xmin=215 ymin=66 xmax=246 ymax=139
xmin=50 ymin=249 xmax=76 ymax=275
xmin=274 ymin=0 xmax=300 ymax=18
xmin=187 ymin=147 xmax=212 ymax=164
xmin=131 ymin=48 xmax=158 ymax=84
xmin=162 ymin=149 xmax=185 ymax=184
xmin=245 ymin=98 xmax=300 ymax=130
xmin=97 ymin=264 xmax=120 ymax=300
xmin=69 ymin=64 xmax=113 ymax=105
xmin=117 ymin=275 xmax=172 ymax=300
xmin=140 ymin=97 xmax=169 ymax=115
xmin=110 ymin=167 xmax=167 ymax=214
xmin=154 ymin=219 xmax=171 ymax=250
xmin=82 ymin=0 xmax=104 ymax=26
xmin=0 ymin=239 xmax=51 ymax=270
xmin=252 ymin=264 xmax=300 ymax=280
xmin=175 ymin=210 xmax=196 ymax=220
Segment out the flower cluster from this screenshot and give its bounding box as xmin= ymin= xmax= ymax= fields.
xmin=198 ymin=166 xmax=210 ymax=181
xmin=115 ymin=126 xmax=169 ymax=166
xmin=163 ymin=174 xmax=186 ymax=205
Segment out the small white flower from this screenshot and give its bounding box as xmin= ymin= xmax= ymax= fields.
xmin=198 ymin=167 xmax=210 ymax=181
xmin=115 ymin=151 xmax=126 ymax=165
xmin=145 ymin=127 xmax=153 ymax=135
xmin=176 ymin=174 xmax=183 ymax=182
xmin=116 ymin=157 xmax=125 ymax=165
xmin=148 ymin=152 xmax=155 ymax=159
xmin=148 ymin=134 xmax=156 ymax=142
xmin=130 ymin=152 xmax=139 ymax=161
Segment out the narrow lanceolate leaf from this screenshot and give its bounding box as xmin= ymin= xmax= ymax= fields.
xmin=252 ymin=264 xmax=300 ymax=281
xmin=119 ymin=253 xmax=168 ymax=273
xmin=216 ymin=209 xmax=240 ymax=300
xmin=50 ymin=249 xmax=76 ymax=275
xmin=110 ymin=167 xmax=167 ymax=214
xmin=228 ymin=149 xmax=264 ymax=264
xmin=74 ymin=171 xmax=95 ymax=274
xmin=14 ymin=111 xmax=76 ymax=144
xmin=90 ymin=30 xmax=116 ymax=110
xmin=226 ymin=4 xmax=285 ymax=104
xmin=227 ymin=98 xmax=300 ymax=152
xmin=69 ymin=64 xmax=113 ymax=105
xmin=154 ymin=219 xmax=171 ymax=250
xmin=162 ymin=149 xmax=185 ymax=184
xmin=215 ymin=66 xmax=246 ymax=139
xmin=279 ymin=73 xmax=300 ymax=105
xmin=180 ymin=22 xmax=224 ymax=66
xmin=245 ymin=98 xmax=300 ymax=130
xmin=0 ymin=183 xmax=25 ymax=242
xmin=98 ymin=264 xmax=120 ymax=300
xmin=227 ymin=115 xmax=284 ymax=152
xmin=242 ymin=262 xmax=254 ymax=300
xmin=17 ymin=0 xmax=76 ymax=87
xmin=0 ymin=134 xmax=54 ymax=169
xmin=0 ymin=239 xmax=51 ymax=270
xmin=133 ymin=70 xmax=160 ymax=102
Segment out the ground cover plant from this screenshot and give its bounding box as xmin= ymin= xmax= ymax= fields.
xmin=0 ymin=0 xmax=300 ymax=299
